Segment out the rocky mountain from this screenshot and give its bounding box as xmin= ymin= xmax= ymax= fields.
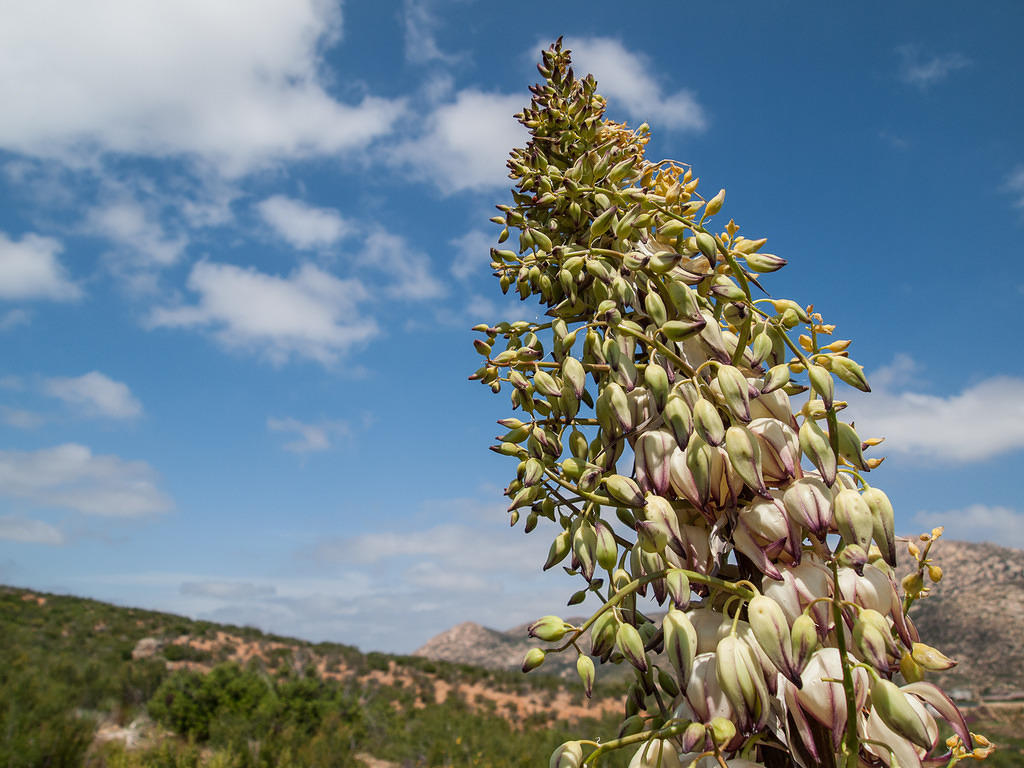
xmin=415 ymin=539 xmax=1024 ymax=699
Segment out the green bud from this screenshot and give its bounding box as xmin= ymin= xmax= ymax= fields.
xmin=615 ymin=622 xmax=648 ymax=672
xmin=543 ymin=530 xmax=571 ymax=570
xmin=863 ymin=486 xmax=897 ymax=567
xmin=725 ymin=425 xmax=768 ymax=496
xmin=696 ymin=231 xmax=718 ymax=264
xmin=707 ymin=716 xmax=737 ymax=747
xmin=605 ymin=474 xmax=645 ymax=507
xmin=834 ymin=489 xmax=874 ymax=550
xmin=693 ymin=398 xmax=726 ymax=446
xmin=549 ymin=741 xmax=583 ymax=768
xmin=870 ymin=677 xmax=934 ymax=750
xmin=830 ymin=355 xmax=871 ymax=392
xmin=589 ymin=206 xmax=617 ymax=239
xmin=717 ymin=364 xmax=752 ymax=422
xmin=643 ymin=364 xmax=670 ymax=411
xmin=660 ymin=317 xmax=706 ymax=341
xmin=808 ymin=364 xmax=834 ymax=409
xmin=761 ymin=363 xmax=791 ymax=394
xmin=657 ymin=666 xmax=680 ymax=698
xmin=529 ymin=615 xmax=570 ymax=642
xmin=595 ymin=520 xmax=618 ymax=571
xmin=576 ymin=654 xmax=595 ymax=698
xmin=665 ymin=569 xmax=691 ymax=609
xmin=522 ymin=647 xmax=546 ymax=673
xmin=799 ymin=418 xmax=837 ymax=486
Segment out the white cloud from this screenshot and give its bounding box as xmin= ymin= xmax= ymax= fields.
xmin=257 ymin=195 xmax=352 ymax=250
xmin=389 ymin=89 xmax=527 ymax=192
xmin=0 ymin=230 xmax=81 ymax=301
xmin=267 ymin=417 xmax=349 ymax=453
xmin=0 ymin=0 xmax=405 ymax=175
xmin=449 ymin=229 xmax=496 ymax=281
xmin=0 ymin=515 xmax=64 ymax=546
xmin=181 ymin=581 xmax=277 ymax=600
xmin=0 ymin=443 xmax=172 ymax=517
xmin=87 ymin=200 xmax=188 ymax=267
xmin=1 ymin=408 xmax=45 ymax=429
xmin=44 ymin=371 xmax=143 ymax=420
xmin=1005 ymin=166 xmax=1024 ymax=210
xmin=846 ymin=356 xmax=1024 ymax=462
xmin=913 ymin=505 xmax=1024 ymax=548
xmin=897 ymin=45 xmax=970 ymax=89
xmin=148 ymin=261 xmax=377 ymax=365
xmin=566 ymin=37 xmax=707 ymax=132
xmin=402 ymin=0 xmax=455 ymax=65
xmin=0 ymin=309 xmax=30 ymax=331
xmin=360 ymin=229 xmax=446 ymax=299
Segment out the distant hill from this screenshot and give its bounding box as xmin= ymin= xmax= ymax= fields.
xmin=417 ymin=539 xmax=1024 ymax=700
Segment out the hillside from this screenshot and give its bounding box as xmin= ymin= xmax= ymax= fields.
xmin=0 ymin=586 xmax=625 ymax=768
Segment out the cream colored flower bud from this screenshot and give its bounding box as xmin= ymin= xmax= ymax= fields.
xmin=550 ymin=740 xmax=583 ymax=768
xmin=522 ymin=647 xmax=546 ymax=673
xmin=664 ymin=608 xmax=698 ymax=687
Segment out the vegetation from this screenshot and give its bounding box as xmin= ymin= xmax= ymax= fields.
xmin=0 ymin=585 xmax=628 ymax=767
xmin=472 ymin=40 xmax=992 ymax=766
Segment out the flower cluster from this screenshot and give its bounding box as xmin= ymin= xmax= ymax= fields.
xmin=471 ymin=40 xmax=991 ymax=768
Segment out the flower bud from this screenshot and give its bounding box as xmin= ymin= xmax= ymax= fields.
xmin=562 ymin=356 xmax=586 ymax=398
xmin=663 ymin=396 xmax=694 ymax=448
xmin=791 ymin=613 xmax=817 ymax=671
xmin=522 ymin=647 xmax=546 ymax=672
xmin=605 ymin=474 xmax=645 ymax=507
xmin=666 ymin=568 xmax=691 ymax=609
xmin=693 ymin=398 xmax=726 ymax=446
xmin=724 ymin=425 xmax=769 ymax=496
xmin=707 ymin=716 xmax=736 ymax=747
xmin=681 ymin=721 xmax=706 ymax=753
xmin=544 ymin=530 xmax=571 ymax=570
xmin=782 ymin=476 xmax=832 ymax=539
xmin=696 ymin=231 xmax=718 ymax=264
xmin=590 ymin=610 xmax=617 ymax=658
xmin=862 ymin=486 xmax=897 ymax=568
xmin=715 ymin=635 xmax=769 ymax=731
xmin=657 ymin=666 xmax=680 ymax=698
xmin=664 ymin=608 xmax=698 ymax=686
xmin=747 ymin=594 xmax=801 ymax=686
xmin=616 ymin=622 xmax=648 ymax=672
xmin=834 ymin=489 xmax=874 ymax=550
xmin=911 ymin=641 xmax=956 ymax=671
xmin=705 ymin=188 xmax=725 ymax=217
xmin=830 ymin=355 xmax=871 ymax=392
xmin=576 ymin=654 xmax=595 ymax=698
xmin=900 ymin=650 xmax=925 ymax=683
xmin=634 ymin=430 xmax=675 ymax=495
xmin=799 ymin=419 xmax=836 ymax=486
xmin=529 ymin=615 xmax=570 ymax=642
xmin=643 ymin=362 xmax=670 ymax=410
xmin=807 ymin=365 xmax=834 ymax=409
xmin=870 ymin=677 xmax=934 ymax=750
xmin=549 ymin=741 xmax=583 ymax=768
xmin=717 ymin=364 xmax=752 ymax=422
xmin=595 ymin=520 xmax=617 ymax=571
xmin=853 ymin=608 xmax=894 ymax=673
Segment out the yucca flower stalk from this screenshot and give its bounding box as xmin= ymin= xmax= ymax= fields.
xmin=470 ymin=39 xmax=992 ymax=768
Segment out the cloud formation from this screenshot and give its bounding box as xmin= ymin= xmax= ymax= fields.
xmin=149 ymin=262 xmax=377 ymax=365
xmin=0 ymin=515 xmax=65 ymax=546
xmin=913 ymin=505 xmax=1024 ymax=548
xmin=389 ymin=89 xmax=526 ymax=192
xmin=897 ymin=45 xmax=970 ymax=89
xmin=0 ymin=443 xmax=172 ymax=517
xmin=1004 ymin=166 xmax=1024 ymax=210
xmin=257 ymin=196 xmax=352 ymax=250
xmin=846 ymin=356 xmax=1024 ymax=462
xmin=0 ymin=0 xmax=405 ymax=174
xmin=0 ymin=230 xmax=80 ymax=301
xmin=267 ymin=417 xmax=349 ymax=453
xmin=45 ymin=371 xmax=143 ymax=420
xmin=566 ymin=37 xmax=707 ymax=132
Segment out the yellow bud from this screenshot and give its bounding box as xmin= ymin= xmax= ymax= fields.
xmin=928 ymin=564 xmax=943 ymax=582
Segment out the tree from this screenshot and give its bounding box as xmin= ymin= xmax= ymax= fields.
xmin=471 ymin=39 xmax=993 ymax=768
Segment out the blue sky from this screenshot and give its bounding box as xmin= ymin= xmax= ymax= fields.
xmin=1 ymin=1 xmax=1023 ymax=653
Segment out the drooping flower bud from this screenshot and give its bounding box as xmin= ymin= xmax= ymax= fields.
xmin=522 ymin=647 xmax=546 ymax=672
xmin=834 ymin=488 xmax=874 ymax=550
xmin=862 ymin=486 xmax=897 ymax=567
xmin=576 ymin=654 xmax=595 ymax=698
xmin=693 ymin=398 xmax=726 ymax=446
xmin=616 ymin=621 xmax=648 ymax=672
xmin=798 ymin=419 xmax=836 ymax=486
xmin=782 ymin=476 xmax=833 ymax=539
xmin=747 ymin=594 xmax=802 ymax=686
xmin=663 ymin=608 xmax=698 ymax=687
xmin=724 ymin=425 xmax=769 ymax=496
xmin=717 ymin=364 xmax=752 ymax=422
